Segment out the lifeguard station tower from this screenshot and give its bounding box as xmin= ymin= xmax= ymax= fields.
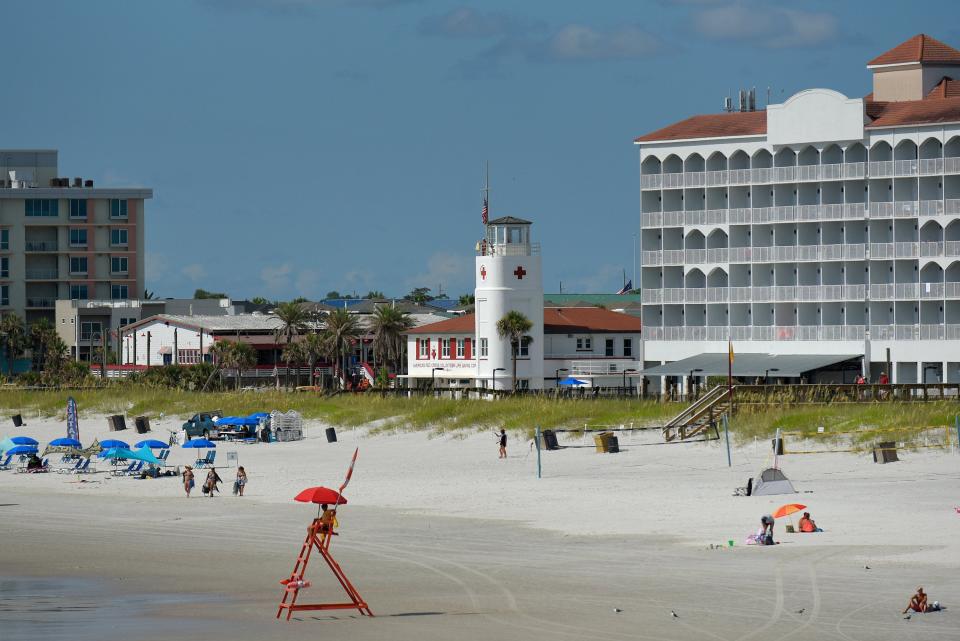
xmin=475 ymin=216 xmax=545 ymax=390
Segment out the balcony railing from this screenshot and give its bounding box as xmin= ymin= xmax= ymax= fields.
xmin=476 ymin=242 xmax=540 ymax=256
xmin=642 ymin=324 xmax=960 ymax=342
xmin=25 ymin=269 xmax=58 ymax=280
xmin=637 ymin=282 xmax=960 ymax=305
xmin=569 ymin=360 xmax=643 ymax=376
xmin=26 ymin=298 xmax=55 ymax=308
xmin=24 ymin=241 xmax=58 ymax=252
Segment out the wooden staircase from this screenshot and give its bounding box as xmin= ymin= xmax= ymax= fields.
xmin=662 ymin=385 xmax=732 ymax=442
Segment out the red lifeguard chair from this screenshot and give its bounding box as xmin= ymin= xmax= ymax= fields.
xmin=277 ymin=448 xmax=372 ymax=620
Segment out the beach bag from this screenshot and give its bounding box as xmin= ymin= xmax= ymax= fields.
xmin=763 ymin=534 xmax=774 ymax=546
xmin=233 ymin=481 xmax=240 ymax=495
xmin=202 ymin=483 xmax=210 ymax=494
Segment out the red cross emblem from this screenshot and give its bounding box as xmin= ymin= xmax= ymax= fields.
xmin=431 ymin=349 xmax=436 ymax=359
xmin=480 ymin=265 xmax=487 ymax=280
xmin=514 ymin=266 xmax=527 ymax=280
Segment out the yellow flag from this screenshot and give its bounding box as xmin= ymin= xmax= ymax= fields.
xmin=728 ymin=339 xmax=734 ymax=365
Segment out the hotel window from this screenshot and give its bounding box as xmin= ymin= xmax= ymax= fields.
xmin=456 ymin=340 xmax=465 ymax=358
xmin=111 ymin=228 xmax=128 ymax=246
xmin=110 ymin=199 xmax=128 ymax=218
xmin=0 ymin=229 xmax=8 ymax=250
xmin=69 ymin=199 xmax=87 ymax=219
xmin=70 ymin=256 xmax=88 ymax=275
xmin=120 ymin=317 xmax=136 ymax=327
xmin=479 ymin=337 xmax=488 ymax=357
xmin=178 ymin=349 xmax=200 ymax=364
xmin=576 ymin=337 xmax=592 ymax=351
xmin=0 ymin=257 xmax=7 ymax=278
xmin=70 ymin=284 xmax=88 ymax=300
xmin=623 ymin=338 xmax=632 ymax=357
xmin=419 ymin=339 xmax=429 ymax=358
xmin=605 ymin=338 xmax=614 ymax=357
xmin=111 ymin=256 xmax=128 ymax=274
xmin=25 ymin=199 xmax=59 ymax=217
xmin=70 ymin=228 xmax=88 ymax=246
xmin=518 ymin=337 xmax=530 ymax=357
xmin=441 ymin=338 xmax=451 ymax=358
xmin=111 ymin=284 xmax=129 ymax=300
xmin=0 ymin=285 xmax=8 ymax=306
xmin=80 ymin=321 xmax=102 ymax=341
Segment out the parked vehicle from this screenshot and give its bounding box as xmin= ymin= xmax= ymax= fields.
xmin=182 ymin=410 xmax=223 ymax=440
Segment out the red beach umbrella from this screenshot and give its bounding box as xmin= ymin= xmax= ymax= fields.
xmin=772 ymin=503 xmax=806 ymax=519
xmin=294 ymin=486 xmax=347 ymax=506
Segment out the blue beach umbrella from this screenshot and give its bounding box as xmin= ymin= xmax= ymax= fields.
xmin=5 ymin=444 xmax=39 ymax=456
xmin=134 ymin=439 xmax=169 ymax=449
xmin=50 ymin=437 xmax=82 ymax=448
xmin=558 ymin=376 xmax=588 ymax=387
xmin=182 ymin=439 xmax=216 ymax=449
xmin=3 ymin=436 xmax=39 ymax=447
xmin=100 ymin=439 xmax=130 ymax=449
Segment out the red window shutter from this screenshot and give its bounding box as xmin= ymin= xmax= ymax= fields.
xmin=464 ymin=337 xmax=472 ymax=359
xmin=427 ymin=338 xmax=431 ymax=359
xmin=450 ymin=338 xmax=457 ymax=360
xmin=416 ymin=338 xmax=421 ymax=360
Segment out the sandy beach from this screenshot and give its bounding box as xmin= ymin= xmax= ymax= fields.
xmin=2 ymin=413 xmax=958 ymax=640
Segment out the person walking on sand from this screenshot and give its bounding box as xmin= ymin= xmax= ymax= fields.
xmin=498 ymin=429 xmax=507 ymax=459
xmin=183 ymin=465 xmax=195 ymax=498
xmin=760 ymin=514 xmax=775 ymax=545
xmin=234 ymin=466 xmax=247 ymax=497
xmin=204 ymin=467 xmax=222 ymax=497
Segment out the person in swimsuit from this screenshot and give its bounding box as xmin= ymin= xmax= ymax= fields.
xmin=183 ymin=465 xmax=195 ymax=497
xmin=235 ymin=466 xmax=247 ymax=496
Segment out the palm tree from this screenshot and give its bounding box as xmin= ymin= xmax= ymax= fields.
xmin=0 ymin=313 xmax=27 ymax=376
xmin=300 ymin=333 xmax=326 ymax=387
xmin=46 ymin=335 xmax=70 ymax=372
xmin=30 ymin=318 xmax=57 ymax=372
xmin=496 ymin=310 xmax=533 ymax=393
xmin=369 ymin=305 xmax=414 ymax=375
xmin=231 ymin=342 xmax=257 ymax=390
xmin=273 ymin=301 xmax=312 ymax=387
xmin=322 ymin=308 xmax=361 ymax=390
xmin=282 ymin=341 xmax=306 ymax=388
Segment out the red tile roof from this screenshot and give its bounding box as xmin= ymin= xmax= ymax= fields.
xmin=633 ymin=110 xmax=766 ymax=143
xmin=927 ymin=77 xmax=960 ymax=99
xmin=407 ymin=308 xmax=641 ymax=335
xmin=868 ymin=34 xmax=960 ymax=67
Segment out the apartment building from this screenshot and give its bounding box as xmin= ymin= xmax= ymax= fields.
xmin=0 ymin=150 xmax=151 ymax=325
xmin=635 ymin=35 xmax=960 ymax=385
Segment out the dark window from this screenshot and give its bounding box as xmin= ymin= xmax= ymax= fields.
xmin=70 ymin=284 xmax=88 ymax=300
xmin=25 ymin=199 xmax=59 ymax=217
xmin=110 ymin=199 xmax=128 ymax=218
xmin=605 ymin=338 xmax=614 ymax=356
xmin=70 ymin=256 xmax=88 ymax=274
xmin=623 ymin=339 xmax=632 ymax=357
xmin=69 ymin=199 xmax=87 ymax=218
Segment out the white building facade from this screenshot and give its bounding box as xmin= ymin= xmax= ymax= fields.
xmin=636 ymin=34 xmax=960 ymax=385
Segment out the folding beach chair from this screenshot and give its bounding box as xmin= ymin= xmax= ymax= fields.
xmin=195 ymin=451 xmax=215 ymax=468
xmin=73 ymin=458 xmax=92 ymax=474
xmin=126 ymin=461 xmax=144 ymax=476
xmin=0 ymin=454 xmax=13 ymax=470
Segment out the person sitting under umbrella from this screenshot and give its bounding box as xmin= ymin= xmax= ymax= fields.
xmin=26 ymin=453 xmax=43 ymax=471
xmin=798 ymin=512 xmax=822 ymax=533
xmin=319 ymin=504 xmax=339 ymax=534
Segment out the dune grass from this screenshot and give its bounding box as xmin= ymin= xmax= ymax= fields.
xmin=0 ymin=388 xmax=956 ymax=447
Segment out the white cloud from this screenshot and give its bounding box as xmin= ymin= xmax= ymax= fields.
xmin=181 ymin=263 xmax=207 ymax=282
xmin=419 ymin=7 xmax=542 ymax=39
xmin=260 ymin=262 xmax=294 ymax=294
xmin=145 ymin=252 xmax=169 ymax=283
xmin=691 ymin=2 xmax=837 ymax=48
xmin=536 ymin=24 xmax=660 ymax=62
xmin=406 ymin=251 xmax=471 ymax=296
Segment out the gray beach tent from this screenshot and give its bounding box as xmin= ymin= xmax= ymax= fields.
xmin=752 ymin=467 xmax=796 ymax=496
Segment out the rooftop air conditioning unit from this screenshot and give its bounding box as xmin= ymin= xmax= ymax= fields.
xmin=84 ymin=179 xmax=93 ymax=187
xmin=73 ymin=177 xmax=82 ymax=187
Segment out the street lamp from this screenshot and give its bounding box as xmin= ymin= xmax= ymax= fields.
xmin=555 ymin=367 xmax=568 ymax=389
xmin=622 ymin=368 xmax=637 ymax=397
xmin=688 ymin=368 xmax=703 ymax=400
xmin=764 ymin=367 xmax=779 ymax=385
xmin=492 ymin=367 xmax=506 ymax=392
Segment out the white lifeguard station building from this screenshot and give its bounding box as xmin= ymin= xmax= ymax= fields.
xmin=475 ymin=216 xmax=545 ymax=390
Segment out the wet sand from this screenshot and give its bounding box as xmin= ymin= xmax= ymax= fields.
xmin=3 ymin=490 xmax=957 ymax=641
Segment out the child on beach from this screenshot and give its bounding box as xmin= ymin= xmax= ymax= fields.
xmin=498 ymin=429 xmax=507 ymax=459
xmin=183 ymin=466 xmax=195 ymax=498
xmin=234 ymin=466 xmax=247 ymax=497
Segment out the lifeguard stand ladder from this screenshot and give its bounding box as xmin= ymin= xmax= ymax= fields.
xmin=277 ymin=517 xmax=373 ymax=620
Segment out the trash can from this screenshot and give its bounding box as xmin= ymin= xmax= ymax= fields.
xmin=771 ymin=437 xmax=784 ymax=455
xmin=606 ymin=434 xmax=620 ymax=453
xmin=325 ymin=427 xmax=337 ymax=443
xmin=135 ymin=416 xmax=151 ymax=434
xmin=541 ymin=429 xmax=559 ymax=451
xmin=108 ymin=415 xmax=127 ymax=431
xmin=873 ymin=441 xmax=899 ymax=464
xmin=593 ymin=431 xmax=616 ymax=453
xmin=12 ymin=414 xmax=23 ymax=427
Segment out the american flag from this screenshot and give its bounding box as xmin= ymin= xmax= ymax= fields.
xmin=481 ymin=196 xmax=488 ymax=225
xmin=616 ymin=279 xmax=632 ymax=295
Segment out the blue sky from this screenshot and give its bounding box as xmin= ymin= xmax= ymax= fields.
xmin=4 ymin=0 xmax=958 ymax=300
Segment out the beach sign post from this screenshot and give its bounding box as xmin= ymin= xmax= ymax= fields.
xmin=277 ymin=448 xmax=372 ymax=621
xmin=535 ymin=425 xmax=542 ymax=479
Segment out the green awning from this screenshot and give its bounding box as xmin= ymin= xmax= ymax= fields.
xmin=642 ymin=353 xmax=861 ymax=378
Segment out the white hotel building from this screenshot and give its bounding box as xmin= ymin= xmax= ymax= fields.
xmin=636 ymin=34 xmax=960 ymax=385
